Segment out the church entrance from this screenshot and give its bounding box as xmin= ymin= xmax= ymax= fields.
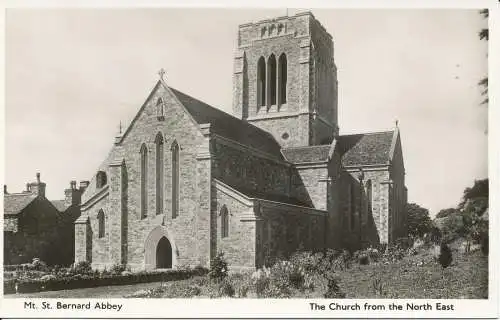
xmin=155 ymin=236 xmax=172 ymax=269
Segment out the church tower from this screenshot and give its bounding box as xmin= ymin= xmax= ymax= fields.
xmin=232 ymin=11 xmax=339 ymax=148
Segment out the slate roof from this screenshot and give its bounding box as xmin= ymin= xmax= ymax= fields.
xmin=281 ymin=145 xmax=331 ymax=163
xmin=4 ymin=193 xmax=37 ymax=216
xmin=51 ymin=200 xmax=70 ymax=213
xmin=170 ymin=88 xmax=283 ymax=158
xmin=219 ymin=180 xmax=312 ymax=208
xmin=337 ymin=131 xmax=394 ymax=167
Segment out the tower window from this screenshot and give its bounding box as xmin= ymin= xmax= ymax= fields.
xmin=278 ymin=53 xmax=287 ymax=105
xmin=155 ymin=133 xmax=164 ymax=215
xmin=140 ymin=143 xmax=148 ymax=219
xmin=268 ymin=54 xmax=277 ymax=106
xmin=257 ymin=57 xmax=266 ymax=108
xmin=171 ymin=140 xmax=180 ymax=219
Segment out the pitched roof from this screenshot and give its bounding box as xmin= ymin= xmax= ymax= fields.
xmin=337 ymin=131 xmax=394 ymax=167
xmin=218 ymin=180 xmax=312 ymax=207
xmin=51 ymin=200 xmax=70 ymax=213
xmin=3 ymin=193 xmax=37 ymax=216
xmin=281 ymin=145 xmax=331 ymax=163
xmin=170 ymin=88 xmax=283 ymax=158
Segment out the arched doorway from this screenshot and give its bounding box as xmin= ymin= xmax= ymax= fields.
xmin=156 ymin=236 xmax=172 ymax=269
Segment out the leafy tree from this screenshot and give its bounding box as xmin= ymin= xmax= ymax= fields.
xmin=435 ymin=208 xmax=458 ymax=219
xmin=405 ymin=203 xmax=433 ymax=238
xmin=459 ymin=178 xmax=488 ymax=210
xmin=478 ymin=9 xmax=488 ymax=105
xmin=438 ymin=243 xmax=453 ymax=268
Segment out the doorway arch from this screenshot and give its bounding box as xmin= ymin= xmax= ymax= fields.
xmin=144 ymin=226 xmax=177 ymax=270
xmin=156 ymin=237 xmax=172 ymax=268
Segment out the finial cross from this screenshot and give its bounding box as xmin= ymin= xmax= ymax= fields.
xmin=395 ymin=119 xmax=399 ymax=127
xmin=158 ymin=68 xmax=166 ymax=81
xmin=119 ymin=121 xmax=122 ymax=134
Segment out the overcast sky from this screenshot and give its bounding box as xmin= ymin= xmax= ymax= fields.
xmin=4 ymin=8 xmax=488 ymax=216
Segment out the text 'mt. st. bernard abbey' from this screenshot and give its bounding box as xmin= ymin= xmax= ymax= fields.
xmin=74 ymin=11 xmax=407 ymax=271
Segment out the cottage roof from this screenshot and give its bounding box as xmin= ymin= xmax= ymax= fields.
xmin=51 ymin=200 xmax=70 ymax=213
xmin=3 ymin=193 xmax=37 ymax=216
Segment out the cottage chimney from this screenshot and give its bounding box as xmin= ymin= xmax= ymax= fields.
xmin=79 ymin=181 xmax=90 ymax=193
xmin=4 ymin=185 xmax=7 ymax=195
xmin=29 ymin=172 xmax=46 ymax=197
xmin=65 ymin=180 xmax=82 ymax=206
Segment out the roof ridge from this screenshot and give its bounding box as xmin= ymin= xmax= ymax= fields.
xmin=339 ymin=129 xmax=394 ymax=137
xmin=282 ymin=144 xmax=331 ymax=150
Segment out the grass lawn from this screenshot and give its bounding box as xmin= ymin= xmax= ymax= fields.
xmin=337 ymin=250 xmax=488 ymax=299
xmin=131 ymin=247 xmax=488 ymax=299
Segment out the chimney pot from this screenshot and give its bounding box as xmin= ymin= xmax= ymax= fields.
xmin=4 ymin=185 xmax=7 ymax=194
xmin=70 ymin=180 xmax=77 ymax=190
xmin=36 ymin=172 xmax=41 ymax=183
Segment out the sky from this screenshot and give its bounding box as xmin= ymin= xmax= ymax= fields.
xmin=4 ymin=8 xmax=488 ymax=216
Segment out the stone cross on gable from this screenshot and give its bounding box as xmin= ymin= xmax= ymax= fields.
xmin=158 ymin=68 xmax=166 ymax=81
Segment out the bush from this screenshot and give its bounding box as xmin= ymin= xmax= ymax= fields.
xmin=72 ymin=261 xmax=92 ymax=275
xmin=358 ymin=254 xmax=369 ymax=265
xmin=324 ymin=277 xmax=345 ymax=298
xmin=218 ymin=279 xmax=236 ymax=297
xmin=438 ymin=243 xmax=453 ymax=268
xmin=251 ymin=267 xmax=271 ymax=297
xmin=480 ymin=233 xmax=488 ymax=255
xmin=110 ymin=264 xmax=127 ymax=276
xmin=209 ymin=252 xmax=229 ymax=282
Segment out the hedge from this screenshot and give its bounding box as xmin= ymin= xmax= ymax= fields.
xmin=4 ymin=268 xmax=208 ymax=294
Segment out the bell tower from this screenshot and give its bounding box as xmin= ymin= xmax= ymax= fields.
xmin=232 ymin=11 xmax=339 ymax=148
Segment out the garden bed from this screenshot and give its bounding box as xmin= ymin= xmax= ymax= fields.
xmin=4 ymin=268 xmax=207 ymax=294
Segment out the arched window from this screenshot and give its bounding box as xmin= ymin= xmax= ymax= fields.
xmin=171 ymin=140 xmax=180 ymax=219
xmin=155 ymin=133 xmax=164 ymax=215
xmin=257 ymin=57 xmax=266 ymax=108
xmin=156 ymin=97 xmax=165 ymax=120
xmin=267 ymin=54 xmax=277 ymax=106
xmin=278 ymin=53 xmax=287 ymax=105
xmin=350 ymin=183 xmax=356 ymax=230
xmin=96 ymin=171 xmax=107 ymax=188
xmin=366 ymin=180 xmax=372 ymax=226
xmin=140 ymin=143 xmax=148 ymax=219
xmin=97 ymin=209 xmax=105 ymax=238
xmin=220 ymin=205 xmax=229 ymax=238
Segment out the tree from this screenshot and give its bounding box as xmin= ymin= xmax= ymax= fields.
xmin=405 ymin=203 xmax=433 ymax=239
xmin=478 ymin=9 xmax=488 ymax=105
xmin=435 ymin=208 xmax=458 ymax=219
xmin=458 ymin=178 xmax=488 ymax=210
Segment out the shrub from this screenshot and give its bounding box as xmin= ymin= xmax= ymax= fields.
xmin=358 ymin=253 xmax=369 ymax=265
xmin=251 ymin=267 xmax=271 ymax=297
xmin=209 ymin=252 xmax=229 ymax=282
xmin=480 ymin=233 xmax=488 ymax=255
xmin=438 ymin=243 xmax=453 ymax=268
xmin=31 ymin=258 xmax=48 ymax=271
xmin=324 ymin=277 xmax=345 ymax=298
xmin=372 ymin=277 xmax=386 ymax=297
xmin=218 ymin=279 xmax=236 ymax=297
xmin=72 ymin=261 xmax=92 ymax=275
xmin=110 ymin=264 xmax=127 ymax=276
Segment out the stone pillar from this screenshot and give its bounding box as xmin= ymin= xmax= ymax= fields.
xmin=108 ymin=159 xmax=125 ymax=265
xmin=379 ymin=180 xmax=393 ymax=244
xmin=74 ymin=216 xmax=91 ymax=263
xmin=196 ymin=124 xmax=213 ymax=267
xmin=232 ymin=50 xmax=246 ymax=119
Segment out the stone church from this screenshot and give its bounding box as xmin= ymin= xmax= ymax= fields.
xmin=74 ymin=11 xmax=407 ymax=271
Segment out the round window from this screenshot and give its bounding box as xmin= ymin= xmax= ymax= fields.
xmin=281 ymin=132 xmax=289 ymax=140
